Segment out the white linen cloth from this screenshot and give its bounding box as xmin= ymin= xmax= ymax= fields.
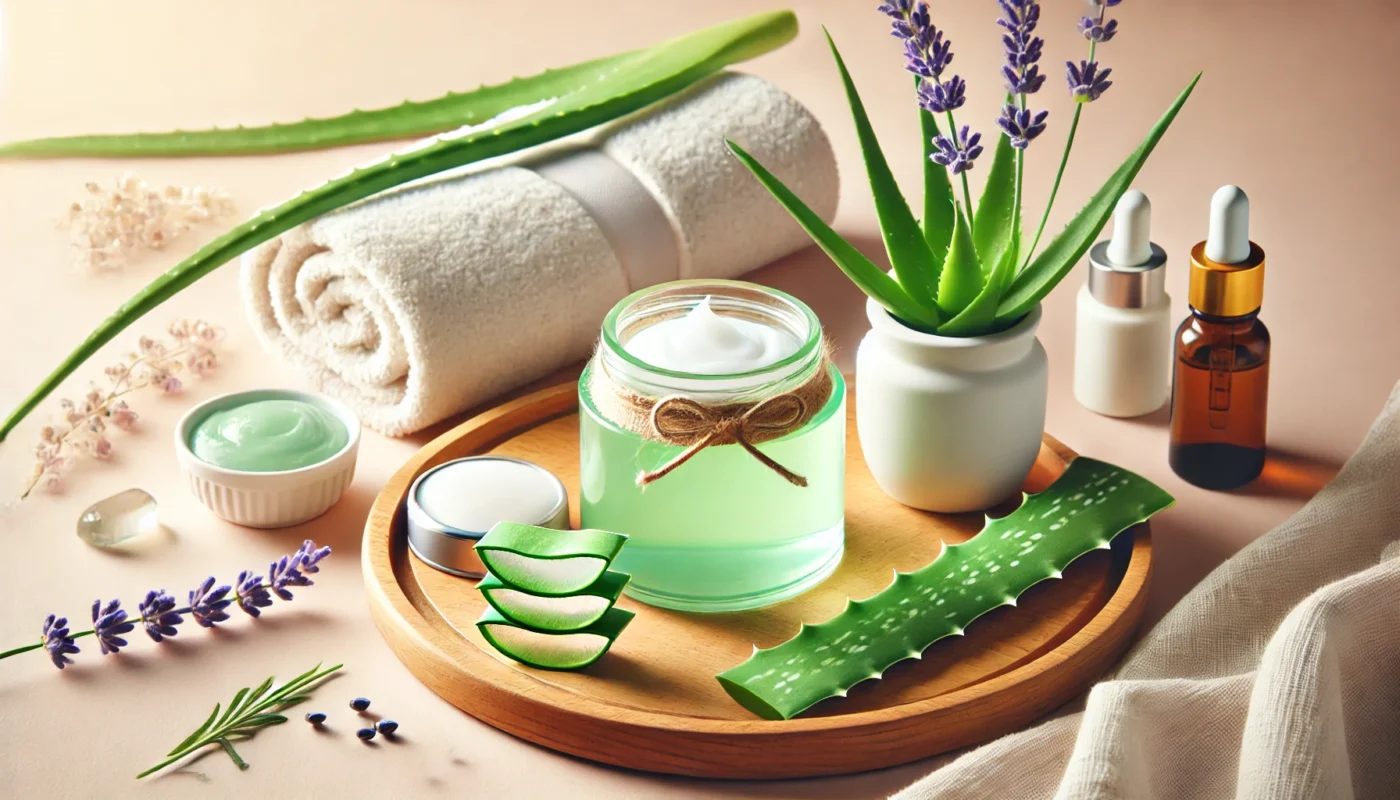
xmin=897 ymin=382 xmax=1400 ymax=800
xmin=241 ymin=72 xmax=838 ymax=436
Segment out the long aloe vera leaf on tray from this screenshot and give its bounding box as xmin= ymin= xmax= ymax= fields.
xmin=0 ymin=10 xmax=798 ymax=441
xmin=478 ymin=570 xmax=630 ymax=632
xmin=476 ymin=523 xmax=628 ymax=596
xmin=716 ymin=457 xmax=1174 ymax=720
xmin=477 ymin=606 xmax=635 ymax=671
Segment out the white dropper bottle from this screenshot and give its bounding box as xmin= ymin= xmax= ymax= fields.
xmin=1074 ymin=189 xmax=1173 ymax=417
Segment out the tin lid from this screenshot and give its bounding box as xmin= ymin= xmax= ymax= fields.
xmin=1087 ymin=240 xmax=1169 ymax=309
xmin=406 ymin=456 xmax=569 ymax=579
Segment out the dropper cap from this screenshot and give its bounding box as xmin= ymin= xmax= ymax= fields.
xmin=1189 ymin=185 xmax=1266 ymax=317
xmin=1088 ymin=189 xmax=1168 ymax=309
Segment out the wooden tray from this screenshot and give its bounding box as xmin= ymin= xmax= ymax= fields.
xmin=363 ymin=384 xmax=1152 ymax=779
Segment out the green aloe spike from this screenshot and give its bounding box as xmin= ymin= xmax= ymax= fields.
xmin=0 ymin=54 xmax=635 ymax=158
xmin=0 ymin=11 xmax=798 ymax=442
xmin=716 ymin=457 xmax=1174 ymax=720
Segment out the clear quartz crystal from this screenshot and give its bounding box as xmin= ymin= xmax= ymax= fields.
xmin=76 ymin=489 xmax=158 ymax=547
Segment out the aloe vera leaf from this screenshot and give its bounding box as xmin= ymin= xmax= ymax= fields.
xmin=937 ymin=237 xmax=1019 ymax=337
xmin=0 ymin=53 xmax=637 ymax=158
xmin=476 ymin=606 xmax=635 ymax=671
xmin=0 ymin=11 xmax=798 ymax=442
xmin=972 ymin=121 xmax=1018 ymax=273
xmin=476 ymin=523 xmax=627 ymax=596
xmin=727 ymin=140 xmax=943 ymax=330
xmin=935 ymin=201 xmax=984 ymax=317
xmin=827 ymin=31 xmax=938 ymax=310
xmin=716 ymin=457 xmax=1174 ymax=720
xmin=995 ymin=73 xmax=1201 ymax=324
xmin=919 ymin=99 xmax=954 ymax=273
xmin=478 ymin=570 xmax=630 ymax=632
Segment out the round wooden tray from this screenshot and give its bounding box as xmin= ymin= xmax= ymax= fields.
xmin=363 ymin=383 xmax=1152 ymax=779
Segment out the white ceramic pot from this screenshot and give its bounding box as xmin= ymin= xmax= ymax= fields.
xmin=175 ymin=389 xmax=361 ymax=528
xmin=855 ymin=299 xmax=1048 ymax=512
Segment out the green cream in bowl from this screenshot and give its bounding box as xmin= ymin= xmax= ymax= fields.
xmin=190 ymin=399 xmax=349 ymax=472
xmin=176 ymin=390 xmax=361 ymax=529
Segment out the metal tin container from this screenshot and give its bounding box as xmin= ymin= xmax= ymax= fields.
xmin=406 ymin=456 xmax=569 ymax=579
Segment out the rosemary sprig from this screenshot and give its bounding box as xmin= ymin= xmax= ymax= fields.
xmin=137 ymin=662 xmax=342 ymax=779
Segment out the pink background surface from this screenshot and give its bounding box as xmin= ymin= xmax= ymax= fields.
xmin=1 ymin=1 xmax=1396 ymax=797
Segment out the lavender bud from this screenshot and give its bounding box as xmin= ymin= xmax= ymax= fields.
xmin=138 ymin=590 xmax=183 ymax=642
xmin=930 ymin=126 xmax=984 ymax=176
xmin=1066 ymin=60 xmax=1113 ymax=103
xmin=42 ymin=614 xmax=80 ymax=670
xmin=996 ymin=104 xmax=1051 ymax=149
xmin=91 ymin=598 xmax=134 ymax=655
xmin=189 ymin=577 xmax=234 ymax=628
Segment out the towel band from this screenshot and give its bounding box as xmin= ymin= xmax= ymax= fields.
xmin=528 ymin=148 xmax=681 ymax=292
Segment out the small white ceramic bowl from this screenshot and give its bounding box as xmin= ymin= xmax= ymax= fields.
xmin=175 ymin=389 xmax=361 ymax=529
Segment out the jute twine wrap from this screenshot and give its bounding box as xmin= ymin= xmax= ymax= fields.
xmin=589 ymin=348 xmax=835 ymax=488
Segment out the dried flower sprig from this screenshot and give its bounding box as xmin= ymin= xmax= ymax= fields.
xmin=22 ymin=318 xmax=224 ymax=500
xmin=60 ymin=172 xmax=234 ymax=271
xmin=0 ymin=540 xmax=331 ymax=669
xmin=137 ymin=662 xmax=342 ymax=778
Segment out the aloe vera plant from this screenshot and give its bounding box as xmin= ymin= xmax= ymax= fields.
xmin=730 ymin=4 xmax=1199 ymax=338
xmin=716 ymin=457 xmax=1174 ymax=720
xmin=0 ymin=10 xmax=798 ymax=441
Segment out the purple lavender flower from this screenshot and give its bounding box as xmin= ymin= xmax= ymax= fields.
xmin=91 ymin=598 xmax=134 ymax=655
xmin=930 ymin=126 xmax=984 ymax=175
xmin=1067 ymin=60 xmax=1113 ymax=102
xmin=997 ymin=104 xmax=1050 ymax=149
xmin=41 ymin=615 xmax=79 ymax=669
xmin=235 ymin=570 xmax=273 ymax=618
xmin=267 ymin=555 xmax=309 ymax=602
xmin=189 ymin=577 xmax=233 ymax=628
xmin=138 ymin=590 xmax=182 ymax=642
xmin=998 ymin=0 xmax=1046 ymax=95
xmin=294 ymin=540 xmax=332 ymax=575
xmin=916 ymin=74 xmax=966 ymax=114
xmin=1078 ymin=16 xmax=1118 ymax=42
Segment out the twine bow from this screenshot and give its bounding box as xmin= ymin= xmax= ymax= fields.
xmin=638 ymin=393 xmax=810 ymax=487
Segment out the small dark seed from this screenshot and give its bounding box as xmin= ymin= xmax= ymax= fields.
xmin=376 ymin=720 xmax=398 ymax=735
xmin=305 ymin=712 xmax=327 ymax=725
xmin=357 ymin=727 xmax=376 ymax=741
xmin=350 ymin=697 xmax=371 ymax=711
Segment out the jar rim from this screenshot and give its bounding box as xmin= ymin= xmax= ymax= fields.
xmin=600 ymin=280 xmax=822 ymax=392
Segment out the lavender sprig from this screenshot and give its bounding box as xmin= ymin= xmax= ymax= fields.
xmin=1025 ymin=0 xmax=1126 ymax=269
xmin=1 ymin=540 xmax=331 ymax=669
xmin=880 ymin=1 xmax=979 ymax=214
xmin=92 ymin=598 xmax=134 ymax=655
xmin=998 ymin=0 xmax=1046 ymax=96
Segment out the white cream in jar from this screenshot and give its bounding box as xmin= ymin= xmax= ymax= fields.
xmin=624 ymin=296 xmax=800 ymax=374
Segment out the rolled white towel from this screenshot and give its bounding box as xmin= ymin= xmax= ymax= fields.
xmin=241 ymin=72 xmax=838 ymax=436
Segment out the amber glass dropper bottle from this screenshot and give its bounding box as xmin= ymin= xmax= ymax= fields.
xmin=1168 ymin=186 xmax=1269 ymax=489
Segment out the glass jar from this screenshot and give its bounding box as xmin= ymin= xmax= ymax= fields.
xmin=579 ymin=280 xmax=845 ymax=612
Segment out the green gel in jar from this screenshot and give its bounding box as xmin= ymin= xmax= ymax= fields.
xmin=190 ymin=399 xmax=348 ymax=472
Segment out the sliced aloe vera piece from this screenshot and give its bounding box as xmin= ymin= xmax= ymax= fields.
xmin=716 ymin=457 xmax=1174 ymax=720
xmin=475 ymin=523 xmax=627 ymax=596
xmin=476 ymin=607 xmax=635 ymax=671
xmin=478 ymin=570 xmax=630 ymax=632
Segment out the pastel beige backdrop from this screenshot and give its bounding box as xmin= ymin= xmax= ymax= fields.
xmin=1 ymin=1 xmax=1396 ymax=798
